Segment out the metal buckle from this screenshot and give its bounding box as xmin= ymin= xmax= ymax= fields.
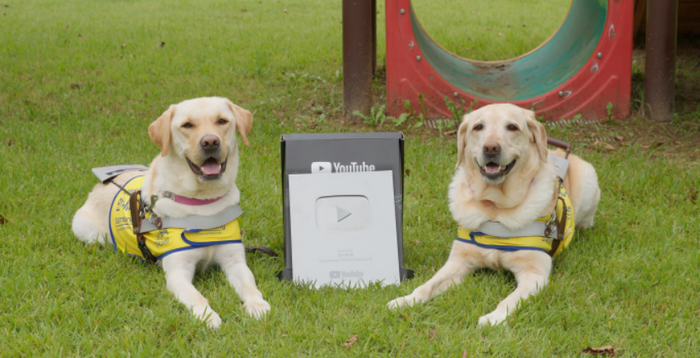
xmin=543 ymin=210 xmax=557 ymax=239
xmin=142 ymin=195 xmax=163 ymax=229
xmin=148 ymin=213 xmax=163 ymax=229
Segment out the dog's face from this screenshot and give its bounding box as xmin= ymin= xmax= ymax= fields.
xmin=148 ymin=97 xmax=252 ymax=181
xmin=456 ymin=104 xmax=547 ymax=184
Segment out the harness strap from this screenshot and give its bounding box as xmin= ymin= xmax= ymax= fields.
xmin=547 ymin=195 xmax=568 ymax=257
xmin=93 ymin=164 xmax=148 ymax=183
xmin=478 ymin=221 xmax=557 ymax=240
xmin=546 ymin=137 xmax=572 ymax=256
xmin=138 ymin=204 xmax=243 ymax=233
xmin=129 ymin=190 xmax=158 ymax=264
xmin=549 ymin=154 xmax=570 ymax=182
xmin=245 ymin=245 xmax=278 ymax=257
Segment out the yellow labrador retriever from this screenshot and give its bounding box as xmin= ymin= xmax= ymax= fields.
xmin=72 ymin=97 xmax=270 ymax=329
xmin=388 ymin=103 xmax=600 ymax=326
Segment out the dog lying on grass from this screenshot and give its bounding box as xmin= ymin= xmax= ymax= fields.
xmin=389 ymin=103 xmax=600 ymax=326
xmin=72 ymin=97 xmax=270 ymax=329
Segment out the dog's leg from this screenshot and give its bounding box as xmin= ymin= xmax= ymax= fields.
xmin=477 ymin=251 xmax=551 ymax=326
xmin=388 ymin=241 xmax=477 ymax=309
xmin=161 ymin=252 xmax=223 ymax=329
xmin=575 ymin=184 xmax=600 ymax=229
xmin=215 ymin=244 xmax=270 ymax=319
xmin=72 ymin=190 xmax=112 ymax=245
xmin=72 ymin=207 xmax=109 ymax=244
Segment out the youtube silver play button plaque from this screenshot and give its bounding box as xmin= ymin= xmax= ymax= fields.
xmin=279 ymin=132 xmax=413 ymax=286
xmin=288 ymin=171 xmax=400 ymax=288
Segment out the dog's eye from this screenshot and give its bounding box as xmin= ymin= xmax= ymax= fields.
xmin=507 ymin=124 xmax=519 ymax=131
xmin=473 ymin=124 xmax=483 ymax=131
xmin=182 ymin=122 xmax=193 ymax=129
xmin=217 ymin=118 xmax=229 ymax=125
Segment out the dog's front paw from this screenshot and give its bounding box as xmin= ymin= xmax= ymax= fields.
xmin=387 ymin=295 xmax=419 ymax=310
xmin=199 ymin=310 xmax=222 ymax=330
xmin=206 ymin=311 xmax=223 ymax=329
xmin=243 ymin=299 xmax=270 ymax=319
xmin=477 ymin=310 xmax=507 ymax=327
xmin=191 ymin=306 xmax=222 ymax=329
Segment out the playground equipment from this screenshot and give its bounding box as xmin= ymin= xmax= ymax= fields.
xmin=384 ymin=0 xmax=633 ymax=120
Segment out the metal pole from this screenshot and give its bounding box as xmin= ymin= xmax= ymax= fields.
xmin=343 ymin=0 xmax=374 ymax=121
xmin=371 ymin=0 xmax=377 ymax=76
xmin=644 ymin=0 xmax=678 ymax=122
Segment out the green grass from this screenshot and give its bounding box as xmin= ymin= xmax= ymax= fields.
xmin=1 ymin=0 xmax=700 ymax=356
xmin=412 ymin=0 xmax=572 ymax=61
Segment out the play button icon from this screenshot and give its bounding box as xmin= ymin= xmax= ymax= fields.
xmin=337 ymin=206 xmax=352 ymax=222
xmin=311 ymin=162 xmax=332 ymax=174
xmin=315 ymin=195 xmax=370 ymax=231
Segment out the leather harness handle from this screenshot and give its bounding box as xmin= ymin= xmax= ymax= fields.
xmin=245 ymin=245 xmax=278 ymax=257
xmin=129 ymin=190 xmax=142 ymax=235
xmin=547 ymin=137 xmax=572 ymax=158
xmin=129 ymin=190 xmax=158 ymax=264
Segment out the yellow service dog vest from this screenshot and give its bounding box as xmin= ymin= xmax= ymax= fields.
xmin=109 ymin=176 xmax=242 ymax=261
xmin=457 ymin=183 xmax=574 ymax=257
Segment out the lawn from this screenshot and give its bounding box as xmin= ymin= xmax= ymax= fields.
xmin=1 ymin=0 xmax=699 ymax=356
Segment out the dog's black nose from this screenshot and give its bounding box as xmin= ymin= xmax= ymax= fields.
xmin=200 ymin=135 xmax=220 ymax=152
xmin=483 ymin=141 xmax=501 ymax=156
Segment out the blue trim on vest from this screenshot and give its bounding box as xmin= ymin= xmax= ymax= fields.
xmin=108 ymin=175 xmax=144 ymax=253
xmin=179 ymin=229 xmax=243 ymax=248
xmin=154 ymin=240 xmax=243 ymax=260
xmin=127 ymin=252 xmax=146 ymax=263
xmin=456 ymin=232 xmax=549 ymax=254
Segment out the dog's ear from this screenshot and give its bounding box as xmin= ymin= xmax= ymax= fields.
xmin=523 ymin=108 xmax=548 ymax=163
xmin=148 ymin=105 xmax=176 ymax=157
xmin=225 ymin=99 xmax=252 ymax=146
xmin=455 ymin=113 xmax=471 ymax=168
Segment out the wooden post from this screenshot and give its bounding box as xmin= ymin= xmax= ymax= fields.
xmin=342 ymin=0 xmax=375 ymax=121
xmin=644 ymin=0 xmax=678 ymax=122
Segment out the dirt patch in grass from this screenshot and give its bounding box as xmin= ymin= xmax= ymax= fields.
xmin=546 ymin=115 xmax=700 ymax=162
xmin=562 ymin=35 xmax=700 ymax=161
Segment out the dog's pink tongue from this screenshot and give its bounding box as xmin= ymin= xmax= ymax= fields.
xmin=201 ymin=159 xmax=220 ymax=175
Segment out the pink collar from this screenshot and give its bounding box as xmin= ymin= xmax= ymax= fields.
xmin=174 ymin=195 xmax=224 ymax=205
xmin=467 ymin=177 xmax=534 ymax=194
xmin=163 ymin=192 xmax=225 ymax=206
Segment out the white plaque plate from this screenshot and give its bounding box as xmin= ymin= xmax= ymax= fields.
xmin=288 ymin=170 xmax=400 ymax=288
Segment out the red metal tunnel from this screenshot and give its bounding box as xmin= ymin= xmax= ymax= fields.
xmin=385 ymin=0 xmax=633 ymax=121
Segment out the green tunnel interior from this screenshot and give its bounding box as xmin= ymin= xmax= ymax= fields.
xmin=411 ymin=0 xmax=607 ymax=101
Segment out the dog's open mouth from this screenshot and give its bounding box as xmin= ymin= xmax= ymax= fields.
xmin=187 ymin=157 xmax=228 ymax=180
xmin=479 ymin=159 xmax=516 ymax=180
